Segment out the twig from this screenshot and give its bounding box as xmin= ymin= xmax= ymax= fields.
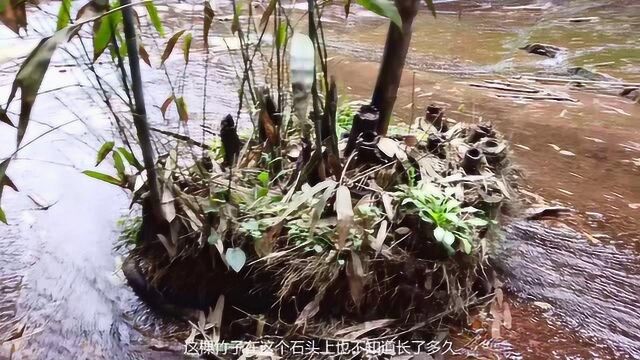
xmin=150 ymin=127 xmax=211 ymax=150
xmin=519 ymin=75 xmax=640 ymax=87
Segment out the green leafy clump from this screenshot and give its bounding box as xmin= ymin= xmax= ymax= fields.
xmin=336 ymin=104 xmax=355 ymax=136
xmin=395 ymin=181 xmax=488 ymax=255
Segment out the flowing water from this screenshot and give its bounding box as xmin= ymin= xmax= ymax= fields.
xmin=1 ymin=0 xmax=639 ymax=359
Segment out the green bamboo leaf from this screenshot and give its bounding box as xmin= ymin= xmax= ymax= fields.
xmin=424 ymin=0 xmax=436 ymax=18
xmin=93 ymin=9 xmax=122 ymax=61
xmin=116 ymin=147 xmax=143 ymax=170
xmin=160 ymin=95 xmax=175 ymax=119
xmin=0 ymin=206 xmax=6 ymax=224
xmin=144 ymin=1 xmax=164 ymax=36
xmin=138 ymin=42 xmax=151 ymax=66
xmin=0 ymin=0 xmax=27 ymax=34
xmin=56 ymin=0 xmax=72 ymax=30
xmin=82 ymin=170 xmax=122 ymax=186
xmin=182 ymin=32 xmax=193 ymax=64
xmin=276 ymin=20 xmax=286 ymax=49
xmin=96 ymin=141 xmax=115 ymax=165
xmin=160 ymin=29 xmax=186 ymax=65
xmin=355 ymin=0 xmax=402 ymax=29
xmin=112 ymin=151 xmax=125 ymax=178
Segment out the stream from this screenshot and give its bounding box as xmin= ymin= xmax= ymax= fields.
xmin=1 ymin=0 xmax=639 ymax=359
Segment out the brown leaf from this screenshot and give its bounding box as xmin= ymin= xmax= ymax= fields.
xmin=138 ymin=43 xmax=151 ymax=66
xmin=160 ymin=95 xmax=175 ymax=119
xmin=259 ymin=108 xmax=278 ymax=145
xmin=346 ymin=251 xmax=365 ymax=306
xmin=404 ymin=135 xmax=418 ymax=147
xmin=490 ymin=318 xmax=501 ymax=339
xmin=495 ymin=288 xmax=504 ymax=307
xmin=176 ymin=96 xmax=189 ymax=122
xmin=371 ymin=220 xmax=387 ymax=254
xmin=295 ymin=293 xmax=322 ymax=325
xmin=255 ymin=222 xmax=282 ymax=257
xmin=160 ymin=29 xmax=186 ymax=65
xmin=502 ymin=301 xmax=512 ymax=329
xmin=203 ymin=0 xmax=214 ymax=51
xmin=259 ymin=0 xmax=276 ymax=29
xmin=77 ymin=0 xmax=109 ymax=21
xmin=0 ymin=0 xmax=27 ymax=34
xmin=381 ymin=192 xmax=394 ymax=221
xmin=489 ymin=297 xmax=502 ymax=339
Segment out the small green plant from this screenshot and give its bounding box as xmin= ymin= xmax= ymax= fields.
xmin=336 ymin=103 xmax=355 ymax=136
xmin=395 ymin=181 xmax=488 ymax=255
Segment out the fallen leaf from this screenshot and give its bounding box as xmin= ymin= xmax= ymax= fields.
xmin=533 ymin=301 xmax=552 ymax=310
xmin=371 ymin=220 xmax=387 ymax=254
xmin=558 ymin=150 xmax=576 ymax=156
xmin=255 ymin=222 xmax=282 ymax=257
xmin=628 ymin=203 xmax=640 ymax=210
xmin=502 ymin=301 xmax=512 ymax=329
xmin=160 ymin=29 xmax=186 ymax=65
xmin=381 ymin=192 xmax=394 ymax=221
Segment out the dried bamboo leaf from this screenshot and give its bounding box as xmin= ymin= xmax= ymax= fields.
xmin=371 ymin=220 xmax=387 ymax=254
xmin=335 ymin=185 xmax=354 ymax=248
xmin=346 ymin=251 xmax=365 ymax=306
xmin=203 ymin=0 xmax=214 ymax=51
xmin=259 ymin=0 xmax=276 ymax=29
xmin=334 ymin=319 xmax=395 ymax=339
xmin=295 ymin=293 xmax=322 ymax=325
xmin=160 ymin=29 xmax=186 ymax=65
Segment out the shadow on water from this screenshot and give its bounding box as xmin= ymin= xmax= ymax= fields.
xmin=1 ymin=0 xmax=639 ymax=359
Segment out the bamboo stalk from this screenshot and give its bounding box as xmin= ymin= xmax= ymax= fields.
xmin=120 ymin=0 xmax=166 ymax=238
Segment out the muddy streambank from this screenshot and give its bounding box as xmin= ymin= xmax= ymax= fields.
xmin=1 ymin=0 xmax=640 ymax=359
